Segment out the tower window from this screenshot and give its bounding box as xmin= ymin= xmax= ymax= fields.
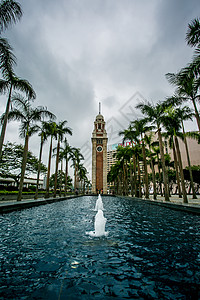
xmin=98 ymin=123 xmax=101 ymax=130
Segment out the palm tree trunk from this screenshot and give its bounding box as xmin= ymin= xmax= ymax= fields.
xmin=158 ymin=128 xmax=170 ymax=201
xmin=142 ymin=141 xmax=149 ymax=199
xmin=125 ymin=161 xmax=128 ymax=195
xmin=133 ymin=154 xmax=137 ymax=197
xmin=74 ymin=163 xmax=77 ymax=191
xmin=157 ymin=155 xmax=163 ymax=196
xmin=64 ymin=156 xmax=68 ymax=196
xmin=45 ymin=135 xmax=53 ymax=198
xmin=0 ymin=84 xmax=12 ymax=158
xmin=54 ymin=138 xmax=60 ymax=197
xmin=182 ymin=121 xmax=197 ymax=199
xmin=150 ymin=157 xmax=157 ymax=200
xmin=192 ymin=97 xmax=200 ymax=132
xmin=138 ymin=161 xmax=142 ymax=198
xmin=122 ymin=163 xmax=125 ymax=195
xmin=59 ymin=160 xmax=63 ymax=197
xmin=174 ymin=136 xmax=188 ymax=203
xmin=172 ymin=140 xmax=182 ymax=198
xmin=130 ymin=158 xmax=134 ymax=197
xmin=116 ymin=176 xmax=119 ymax=194
xmin=83 ymin=180 xmax=86 ymax=194
xmin=17 ymin=133 xmax=29 ymax=201
xmin=34 ymin=136 xmax=44 ymax=199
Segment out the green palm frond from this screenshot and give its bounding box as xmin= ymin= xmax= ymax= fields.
xmin=165 ymin=73 xmax=178 ymax=86
xmin=56 ymin=120 xmax=72 ymax=142
xmin=0 ymin=0 xmax=22 ymax=33
xmin=0 ymin=78 xmax=9 ymax=93
xmin=164 ymin=95 xmax=186 ymax=107
xmin=186 ymin=18 xmax=200 ymax=47
xmin=8 ymin=95 xmax=57 ymax=139
xmin=0 ymin=38 xmax=16 ymax=77
xmin=135 ymin=101 xmax=155 ymax=118
xmin=28 ymin=125 xmax=39 ymax=137
xmin=18 ymin=122 xmax=26 ymax=138
xmin=12 ymin=78 xmax=36 ymax=100
xmin=7 ymin=108 xmax=24 ymax=122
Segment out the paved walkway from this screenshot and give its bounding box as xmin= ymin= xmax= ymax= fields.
xmin=149 ymin=194 xmax=200 ymax=206
xmin=0 ymin=195 xmax=81 ymax=214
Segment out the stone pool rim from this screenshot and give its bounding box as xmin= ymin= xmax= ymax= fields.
xmin=0 ymin=194 xmax=200 ymax=215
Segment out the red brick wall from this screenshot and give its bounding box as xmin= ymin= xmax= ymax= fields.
xmin=96 ymin=150 xmax=103 ymax=192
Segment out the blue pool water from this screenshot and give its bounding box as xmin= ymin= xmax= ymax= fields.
xmin=0 ymin=196 xmax=200 ymax=299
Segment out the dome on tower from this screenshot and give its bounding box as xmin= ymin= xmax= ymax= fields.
xmin=96 ymin=114 xmax=104 ymax=122
xmin=95 ymin=114 xmax=104 ymax=122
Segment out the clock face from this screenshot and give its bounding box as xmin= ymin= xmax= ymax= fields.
xmin=96 ymin=146 xmax=103 ymax=152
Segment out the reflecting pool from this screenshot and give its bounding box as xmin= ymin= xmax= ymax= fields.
xmin=0 ymin=196 xmax=200 ymax=299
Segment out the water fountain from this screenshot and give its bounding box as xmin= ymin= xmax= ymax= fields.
xmin=94 ymin=194 xmax=104 ymax=211
xmin=86 ymin=195 xmax=108 ymax=237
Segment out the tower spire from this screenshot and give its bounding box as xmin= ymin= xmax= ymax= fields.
xmin=99 ymin=102 xmax=101 ymax=114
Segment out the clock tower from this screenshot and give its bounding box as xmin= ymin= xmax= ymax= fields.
xmin=91 ymin=104 xmax=108 ymax=194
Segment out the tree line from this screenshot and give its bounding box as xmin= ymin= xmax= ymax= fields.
xmin=0 ymin=1 xmax=89 ymax=201
xmin=108 ymin=18 xmax=200 ymax=203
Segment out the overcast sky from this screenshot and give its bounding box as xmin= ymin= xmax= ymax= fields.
xmin=1 ymin=0 xmax=199 ymax=179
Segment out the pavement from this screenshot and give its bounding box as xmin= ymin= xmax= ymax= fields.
xmin=150 ymin=194 xmax=200 ymax=206
xmin=0 ymin=194 xmax=82 ymax=214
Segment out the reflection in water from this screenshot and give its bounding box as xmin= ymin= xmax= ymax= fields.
xmin=0 ymin=196 xmax=200 ymax=299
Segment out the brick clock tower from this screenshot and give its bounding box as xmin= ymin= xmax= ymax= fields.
xmin=91 ymin=104 xmax=108 ymax=194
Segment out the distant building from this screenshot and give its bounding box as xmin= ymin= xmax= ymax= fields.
xmin=168 ymin=136 xmax=200 ymax=168
xmin=0 ymin=177 xmax=44 ymax=188
xmin=107 ymin=133 xmax=200 ymax=172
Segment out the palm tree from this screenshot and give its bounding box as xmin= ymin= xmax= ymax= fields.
xmin=162 ymin=107 xmax=188 ymax=203
xmin=119 ymin=125 xmax=140 ymax=197
xmin=6 ymin=94 xmax=54 ymax=201
xmin=176 ymin=106 xmax=197 ymax=199
xmin=131 ymin=119 xmax=154 ymax=199
xmin=34 ymin=120 xmax=56 ymax=199
xmin=0 ymin=37 xmax=16 ymax=76
xmin=0 ymin=1 xmax=30 ymax=158
xmin=186 ymin=18 xmax=200 ymax=47
xmin=0 ymin=0 xmax=22 ymax=69
xmin=0 ymin=0 xmax=22 ymax=34
xmin=107 ymin=160 xmax=122 ymax=195
xmin=167 ymin=19 xmax=200 ymax=95
xmin=162 ymin=130 xmax=182 ymax=198
xmin=59 ymin=139 xmax=74 ymax=196
xmin=45 ymin=121 xmax=57 ymax=198
xmin=144 ymin=133 xmax=159 ymax=200
xmin=0 ymin=73 xmax=36 ymax=158
xmin=115 ymin=146 xmax=131 ymax=196
xmin=0 ymin=0 xmax=22 ymax=67
xmin=166 ymin=72 xmax=200 ymax=131
xmin=71 ymin=148 xmax=84 ymax=192
xmin=133 ymin=143 xmax=143 ymax=198
xmin=136 ymin=101 xmax=170 ymax=201
xmin=53 ymin=121 xmax=72 ymax=198
xmin=78 ymin=164 xmax=88 ymax=194
xmin=184 ymin=18 xmax=200 ymax=83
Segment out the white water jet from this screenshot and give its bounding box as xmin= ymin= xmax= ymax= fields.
xmin=94 ymin=194 xmax=104 ymax=211
xmin=86 ymin=209 xmax=108 ymax=237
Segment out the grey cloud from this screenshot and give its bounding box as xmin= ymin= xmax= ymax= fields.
xmin=2 ymin=0 xmax=200 ymax=178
